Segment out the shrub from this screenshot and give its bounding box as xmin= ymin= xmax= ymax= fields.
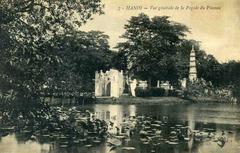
xmin=135 ymin=87 xmax=150 ymax=97
xmin=150 ymin=87 xmax=165 ymax=97
xmin=135 ymin=87 xmax=166 ymax=97
xmin=168 ymin=89 xmax=178 ymax=96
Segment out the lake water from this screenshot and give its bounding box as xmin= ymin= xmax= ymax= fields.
xmin=1 ymin=103 xmax=240 ymax=153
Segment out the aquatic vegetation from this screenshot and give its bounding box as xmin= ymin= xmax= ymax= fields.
xmin=0 ymin=106 xmax=109 ymax=148
xmin=0 ymin=105 xmax=234 ymax=152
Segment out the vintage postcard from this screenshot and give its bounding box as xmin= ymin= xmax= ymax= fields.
xmin=0 ymin=0 xmax=240 ymax=153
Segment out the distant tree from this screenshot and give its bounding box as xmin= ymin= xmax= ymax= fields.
xmin=111 ymin=50 xmax=128 ymax=71
xmin=220 ymin=61 xmax=240 ymax=101
xmin=116 ymin=13 xmax=189 ymax=86
xmin=221 ymin=61 xmax=240 ymax=85
xmin=45 ymin=30 xmax=112 ymax=94
xmin=197 ymin=54 xmax=222 ymax=85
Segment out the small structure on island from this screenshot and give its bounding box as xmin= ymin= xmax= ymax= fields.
xmin=189 ymin=45 xmax=198 ymax=82
xmin=157 ymin=80 xmax=172 ymax=90
xmin=138 ymin=80 xmax=148 ymax=89
xmin=130 ymin=79 xmax=137 ymax=97
xmin=95 ymin=69 xmax=124 ymax=98
xmin=180 ymin=78 xmax=187 ymax=89
xmin=129 ymin=79 xmax=148 ymax=97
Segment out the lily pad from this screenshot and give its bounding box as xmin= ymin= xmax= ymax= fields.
xmin=60 ymin=145 xmax=68 ymax=148
xmin=122 ymin=147 xmax=136 ymax=150
xmin=167 ymin=141 xmax=179 ymax=145
xmin=85 ymin=144 xmax=92 ymax=147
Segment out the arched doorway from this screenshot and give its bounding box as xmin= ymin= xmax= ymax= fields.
xmin=105 ymin=82 xmax=111 ymax=96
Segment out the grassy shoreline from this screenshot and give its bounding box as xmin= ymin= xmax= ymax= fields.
xmin=96 ymin=96 xmax=190 ymax=104
xmin=43 ymin=96 xmax=236 ymax=106
xmin=96 ymin=96 xmax=236 ymax=104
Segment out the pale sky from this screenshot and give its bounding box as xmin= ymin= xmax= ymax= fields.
xmin=81 ymin=0 xmax=240 ymax=62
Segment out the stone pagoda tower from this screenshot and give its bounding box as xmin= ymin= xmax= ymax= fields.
xmin=189 ymin=45 xmax=197 ymax=82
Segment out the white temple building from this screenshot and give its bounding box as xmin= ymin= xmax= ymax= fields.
xmin=95 ymin=69 xmax=124 ymax=98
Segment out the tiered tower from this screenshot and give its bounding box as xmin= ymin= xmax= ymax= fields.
xmin=189 ymin=45 xmax=197 ymax=82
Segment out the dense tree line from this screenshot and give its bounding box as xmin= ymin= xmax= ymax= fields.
xmin=219 ymin=61 xmax=240 ymax=99
xmin=0 ymin=0 xmax=108 ymax=111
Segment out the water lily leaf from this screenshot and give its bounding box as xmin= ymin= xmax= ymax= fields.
xmin=122 ymin=147 xmax=136 ymax=150
xmin=85 ymin=144 xmax=92 ymax=147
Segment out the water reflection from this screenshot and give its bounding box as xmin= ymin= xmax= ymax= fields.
xmin=94 ymin=105 xmax=137 ymax=131
xmin=1 ymin=103 xmax=240 ymax=153
xmin=0 ymin=134 xmax=50 ymax=153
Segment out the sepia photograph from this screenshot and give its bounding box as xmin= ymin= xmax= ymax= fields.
xmin=0 ymin=0 xmax=240 ymax=153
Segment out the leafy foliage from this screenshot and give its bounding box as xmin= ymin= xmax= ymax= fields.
xmin=220 ymin=61 xmax=240 ymax=101
xmin=0 ymin=0 xmax=104 ymax=109
xmin=44 ymin=30 xmax=112 ymax=94
xmin=116 ymin=13 xmax=189 ymax=85
xmin=135 ymin=87 xmax=165 ymax=97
